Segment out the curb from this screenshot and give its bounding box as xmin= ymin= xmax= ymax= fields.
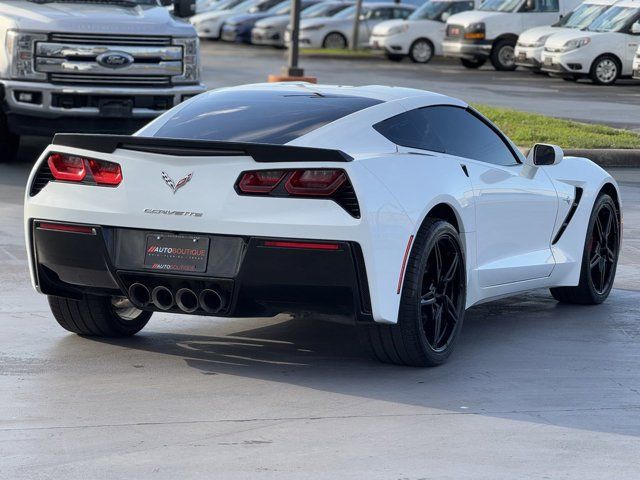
xmin=519 ymin=148 xmax=640 ymax=168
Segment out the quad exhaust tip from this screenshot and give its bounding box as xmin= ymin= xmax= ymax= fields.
xmin=128 ymin=283 xmax=150 ymax=308
xmin=199 ymin=289 xmax=224 ymax=314
xmin=151 ymin=286 xmax=174 ymax=311
xmin=176 ymin=288 xmax=199 ymax=313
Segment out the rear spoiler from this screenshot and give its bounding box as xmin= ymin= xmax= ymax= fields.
xmin=52 ymin=134 xmax=352 ymax=163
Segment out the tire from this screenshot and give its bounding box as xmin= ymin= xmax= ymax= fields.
xmin=460 ymin=57 xmax=486 ymax=69
xmin=0 ymin=112 xmax=20 ymax=163
xmin=589 ymin=55 xmax=620 ymax=85
xmin=550 ymin=193 xmax=620 ymax=305
xmin=385 ymin=52 xmax=404 ymax=62
xmin=359 ymin=218 xmax=466 ymax=367
xmin=409 ymin=39 xmax=434 ymax=64
xmin=322 ymin=32 xmax=347 ymax=49
xmin=48 ymin=294 xmax=152 ymax=337
xmin=490 ymin=39 xmax=517 ymax=71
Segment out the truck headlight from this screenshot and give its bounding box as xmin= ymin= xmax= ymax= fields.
xmin=172 ymin=37 xmax=201 ymax=84
xmin=464 ymin=22 xmax=485 ymax=40
xmin=6 ymin=31 xmax=48 ymax=81
xmin=561 ymin=37 xmax=590 ymax=52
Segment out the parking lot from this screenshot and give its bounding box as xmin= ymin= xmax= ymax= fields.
xmin=2 ymin=37 xmax=640 ymax=479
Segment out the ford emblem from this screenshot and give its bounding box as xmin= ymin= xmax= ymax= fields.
xmin=96 ymin=51 xmax=134 ymax=69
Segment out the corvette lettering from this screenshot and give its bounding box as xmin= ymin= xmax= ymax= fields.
xmin=143 ymin=209 xmax=203 ymax=217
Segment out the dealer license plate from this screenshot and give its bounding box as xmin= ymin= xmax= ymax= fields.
xmin=144 ymin=234 xmax=209 ymax=273
xmin=544 ymin=57 xmax=553 ymax=66
xmin=518 ymin=52 xmax=527 ymax=61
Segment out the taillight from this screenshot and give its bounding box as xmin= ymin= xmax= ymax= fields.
xmin=88 ymin=159 xmax=122 ymax=186
xmin=48 ymin=153 xmax=86 ymax=182
xmin=238 ymin=170 xmax=286 ymax=193
xmin=285 ymin=169 xmax=346 ymax=196
xmin=45 ymin=153 xmax=122 ymax=186
xmin=235 ymin=168 xmax=360 ymax=218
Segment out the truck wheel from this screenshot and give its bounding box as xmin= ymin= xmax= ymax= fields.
xmin=409 ymin=39 xmax=434 ymax=64
xmin=589 ymin=55 xmax=620 ymax=85
xmin=0 ymin=113 xmax=19 ymax=163
xmin=490 ymin=39 xmax=517 ymax=71
xmin=550 ymin=194 xmax=619 ymax=304
xmin=359 ymin=218 xmax=466 ymax=366
xmin=460 ymin=57 xmax=486 ymax=69
xmin=48 ymin=294 xmax=152 ymax=337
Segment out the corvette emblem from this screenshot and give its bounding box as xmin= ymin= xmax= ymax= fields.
xmin=162 ymin=171 xmax=193 ymax=194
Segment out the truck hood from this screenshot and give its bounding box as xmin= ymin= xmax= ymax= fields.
xmin=446 ymin=10 xmax=507 ymax=27
xmin=0 ymin=1 xmax=194 ymax=36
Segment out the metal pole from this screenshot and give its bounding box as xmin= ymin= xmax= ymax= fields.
xmin=283 ymin=0 xmax=304 ymax=76
xmin=351 ymin=0 xmax=363 ymax=51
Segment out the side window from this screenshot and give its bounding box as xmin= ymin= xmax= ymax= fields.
xmin=537 ymin=0 xmax=559 ymax=12
xmin=450 ymin=1 xmax=474 ymax=15
xmin=374 ymin=106 xmax=519 ymax=166
xmin=369 ymin=8 xmax=394 ymax=20
xmin=395 ymin=7 xmax=412 ymax=19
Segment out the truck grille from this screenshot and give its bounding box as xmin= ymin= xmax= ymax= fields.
xmin=49 ymin=33 xmax=171 ymax=46
xmin=36 ymin=33 xmax=181 ymax=87
xmin=50 ymin=73 xmax=171 ymax=87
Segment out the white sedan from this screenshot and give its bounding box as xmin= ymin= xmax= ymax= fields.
xmin=541 ymin=0 xmax=640 ymax=84
xmin=25 ymin=83 xmax=621 ymax=366
xmin=191 ymin=0 xmax=279 ymax=39
xmin=287 ymin=2 xmax=415 ymax=49
xmin=369 ymin=0 xmax=477 ymax=63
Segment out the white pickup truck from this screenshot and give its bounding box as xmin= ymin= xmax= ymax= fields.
xmin=0 ymin=0 xmax=205 ymax=162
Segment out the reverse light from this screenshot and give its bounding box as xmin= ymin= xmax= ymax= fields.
xmin=238 ymin=169 xmax=286 ymax=193
xmin=285 ymin=169 xmax=346 ymax=196
xmin=46 ymin=153 xmax=122 ymax=186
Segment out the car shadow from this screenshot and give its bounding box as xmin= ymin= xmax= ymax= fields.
xmin=93 ymin=288 xmax=640 ymax=438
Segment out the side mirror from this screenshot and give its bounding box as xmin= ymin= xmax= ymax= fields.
xmin=359 ymin=14 xmax=367 ymax=21
xmin=441 ymin=12 xmax=450 ymax=22
xmin=631 ymin=22 xmax=640 ymax=34
xmin=524 ymin=0 xmax=535 ymax=11
xmin=526 ymin=143 xmax=563 ymax=166
xmin=173 ymin=0 xmax=196 ymax=17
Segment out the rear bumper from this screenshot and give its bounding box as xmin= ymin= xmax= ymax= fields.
xmin=30 ymin=221 xmax=373 ymax=321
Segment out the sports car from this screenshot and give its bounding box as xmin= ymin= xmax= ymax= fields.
xmin=24 ymin=83 xmax=622 ymax=367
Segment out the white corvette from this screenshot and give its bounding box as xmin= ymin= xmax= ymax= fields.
xmin=24 ymin=83 xmax=622 ymax=367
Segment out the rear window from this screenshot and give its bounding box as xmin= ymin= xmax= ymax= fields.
xmin=141 ymin=89 xmax=382 ymax=145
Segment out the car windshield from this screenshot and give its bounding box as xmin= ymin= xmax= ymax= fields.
xmin=587 ymin=5 xmax=638 ymax=32
xmin=479 ymin=0 xmax=522 ymax=12
xmin=334 ymin=4 xmax=370 ymax=19
xmin=140 ymin=89 xmax=382 ymax=145
xmin=556 ymin=3 xmax=611 ymax=28
xmin=409 ymin=1 xmax=451 ymax=20
xmin=302 ymin=2 xmax=350 ymax=17
xmin=267 ymin=0 xmax=291 ymax=14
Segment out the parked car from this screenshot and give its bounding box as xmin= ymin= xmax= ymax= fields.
xmin=191 ymin=0 xmax=279 ymax=38
xmin=252 ymin=1 xmax=353 ymax=47
xmin=222 ymin=0 xmax=321 ymax=43
xmin=0 ymin=0 xmax=204 ymax=163
xmin=442 ymin=0 xmax=582 ymax=71
xmin=515 ymin=0 xmax=619 ymax=71
xmin=541 ymin=0 xmax=640 ymax=84
xmin=370 ymin=0 xmax=478 ymax=63
xmin=633 ymin=42 xmax=640 ymax=77
xmin=287 ymin=2 xmax=416 ymax=49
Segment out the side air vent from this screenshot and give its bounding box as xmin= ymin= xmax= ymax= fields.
xmin=333 ymin=181 xmax=361 ymax=219
xmin=552 ymin=187 xmax=583 ymax=244
xmin=30 ymin=161 xmax=54 ymax=197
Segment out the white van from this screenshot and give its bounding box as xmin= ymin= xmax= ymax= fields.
xmin=515 ymin=0 xmax=619 ymax=71
xmin=442 ymin=0 xmax=582 ymax=70
xmin=369 ymin=0 xmax=478 ymax=63
xmin=541 ymin=0 xmax=640 ymax=84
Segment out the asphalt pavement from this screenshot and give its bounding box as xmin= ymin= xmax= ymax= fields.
xmin=1 ymin=156 xmax=639 ymax=478
xmin=200 ymin=42 xmax=640 ymax=130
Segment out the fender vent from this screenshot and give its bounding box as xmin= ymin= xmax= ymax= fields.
xmin=333 ymin=181 xmax=361 ymax=218
xmin=30 ymin=162 xmax=54 ymax=197
xmin=553 ymin=187 xmax=583 ymax=244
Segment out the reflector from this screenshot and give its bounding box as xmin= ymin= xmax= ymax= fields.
xmin=37 ymin=222 xmax=95 ymax=235
xmin=263 ymin=240 xmax=340 ymax=250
